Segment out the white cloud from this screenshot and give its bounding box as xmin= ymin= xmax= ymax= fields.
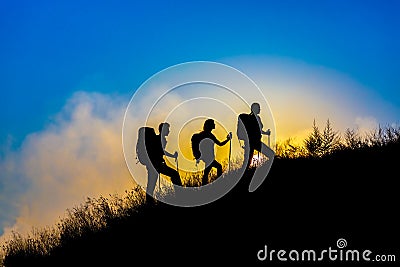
xmin=0 ymin=91 xmax=134 ymax=246
xmin=355 ymin=116 xmax=379 ymax=134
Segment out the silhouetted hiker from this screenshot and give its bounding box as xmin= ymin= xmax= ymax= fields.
xmin=136 ymin=122 xmax=182 ymax=203
xmin=191 ymin=119 xmax=232 ymax=186
xmin=237 ymin=102 xmax=274 ymax=170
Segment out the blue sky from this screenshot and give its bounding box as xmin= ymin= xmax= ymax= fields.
xmin=1 ymin=0 xmax=399 ymax=147
xmin=1 ymin=0 xmax=400 ymax=240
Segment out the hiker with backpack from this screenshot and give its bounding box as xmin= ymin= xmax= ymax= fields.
xmin=237 ymin=102 xmax=274 ymax=170
xmin=136 ymin=122 xmax=182 ymax=202
xmin=191 ymin=119 xmax=232 ymax=186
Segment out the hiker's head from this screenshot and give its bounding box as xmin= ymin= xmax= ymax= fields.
xmin=203 ymin=119 xmax=215 ymax=132
xmin=251 ymin=102 xmax=261 ymax=114
xmin=159 ymin=122 xmax=170 ymax=136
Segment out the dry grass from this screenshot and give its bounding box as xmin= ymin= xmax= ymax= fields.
xmin=1 ymin=186 xmax=146 ymax=266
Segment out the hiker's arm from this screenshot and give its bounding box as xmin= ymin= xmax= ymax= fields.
xmin=262 ymin=129 xmax=271 ymax=135
xmin=164 ymin=150 xmax=178 ymax=158
xmin=161 ymin=137 xmax=177 ymax=158
xmin=257 ymin=116 xmax=270 ymax=135
xmin=213 ymin=134 xmax=231 ymax=146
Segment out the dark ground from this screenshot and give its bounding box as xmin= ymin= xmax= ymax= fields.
xmin=4 ymin=145 xmax=399 ymax=266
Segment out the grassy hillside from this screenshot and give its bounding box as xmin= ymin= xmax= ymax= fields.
xmin=2 ymin=124 xmax=399 ymax=266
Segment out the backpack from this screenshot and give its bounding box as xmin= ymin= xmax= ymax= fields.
xmin=136 ymin=126 xmax=159 ymax=165
xmin=237 ymin=113 xmax=260 ymax=142
xmin=191 ymin=131 xmax=205 ymax=160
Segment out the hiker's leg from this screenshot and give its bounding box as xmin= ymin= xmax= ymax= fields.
xmin=202 ymin=164 xmax=212 ymax=186
xmin=212 ymin=160 xmax=223 ymax=178
xmin=243 ymin=140 xmax=250 ymax=168
xmin=146 ymin=165 xmax=158 ymax=199
xmin=253 ymin=142 xmax=275 ymax=178
xmin=243 ymin=141 xmax=255 ymax=169
xmin=160 ymin=164 xmax=182 ymax=186
xmin=247 ymin=142 xmax=275 ymax=192
xmin=260 ymin=142 xmax=275 ymax=160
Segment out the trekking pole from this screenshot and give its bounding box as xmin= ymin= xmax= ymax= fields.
xmin=267 ymin=129 xmax=271 ymax=148
xmin=158 ymin=173 xmax=161 ymax=193
xmin=228 ymin=136 xmax=232 ymax=172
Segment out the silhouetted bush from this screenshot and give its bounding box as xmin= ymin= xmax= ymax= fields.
xmin=277 ymin=120 xmax=400 ymax=159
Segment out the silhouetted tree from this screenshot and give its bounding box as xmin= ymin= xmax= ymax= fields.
xmin=321 ymin=119 xmax=341 ymax=154
xmin=304 ymin=119 xmax=323 ymax=157
xmin=305 ymin=119 xmax=341 ymax=157
xmin=344 ymin=128 xmax=363 ymax=149
xmin=366 ymin=124 xmax=400 ymax=147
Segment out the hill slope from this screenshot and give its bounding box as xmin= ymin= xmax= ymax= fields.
xmin=4 ymin=144 xmax=399 ymax=266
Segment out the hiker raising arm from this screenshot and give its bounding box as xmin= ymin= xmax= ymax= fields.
xmin=209 ymin=132 xmax=231 ymax=146
xmin=194 ymin=119 xmax=232 ymax=186
xmin=159 ymin=123 xmax=178 ymax=159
